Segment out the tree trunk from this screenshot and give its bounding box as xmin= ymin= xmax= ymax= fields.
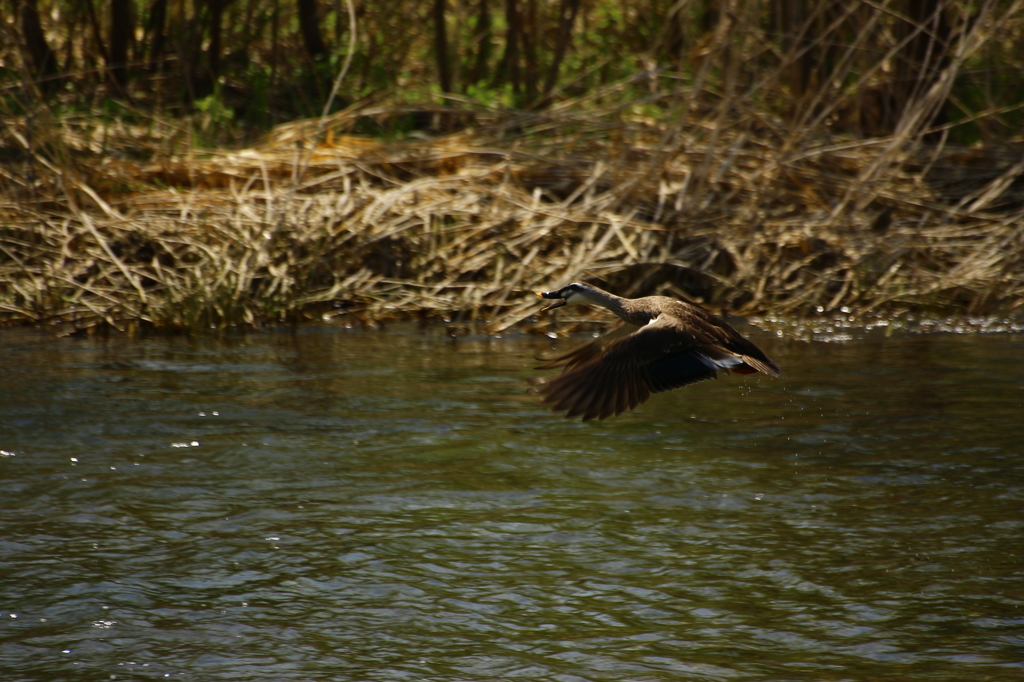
xmin=893 ymin=0 xmax=952 ymax=113
xmin=109 ymin=0 xmax=133 ymax=89
xmin=494 ymin=0 xmax=520 ymax=94
xmin=540 ymin=0 xmax=581 ymax=103
xmin=20 ymin=0 xmax=60 ymax=92
xmin=145 ymin=0 xmax=169 ymax=72
xmin=773 ymin=0 xmax=810 ymax=99
xmin=298 ymin=0 xmax=327 ymax=61
xmin=467 ymin=0 xmax=491 ymax=85
xmin=83 ymin=0 xmax=109 ymax=85
xmin=206 ymin=0 xmax=227 ymax=86
xmin=520 ymin=0 xmax=537 ymax=101
xmin=433 ymin=0 xmax=452 ymax=93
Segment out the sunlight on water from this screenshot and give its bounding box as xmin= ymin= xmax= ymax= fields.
xmin=1 ymin=325 xmax=1022 ymax=681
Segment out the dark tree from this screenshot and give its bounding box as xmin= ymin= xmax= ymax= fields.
xmin=19 ymin=0 xmax=60 ymax=92
xmin=495 ymin=0 xmax=521 ymax=94
xmin=892 ymin=0 xmax=953 ymax=123
xmin=109 ymin=0 xmax=133 ymax=88
xmin=298 ymin=0 xmax=328 ymax=61
xmin=773 ymin=0 xmax=811 ymax=99
xmin=467 ymin=0 xmax=491 ymax=85
xmin=206 ymin=0 xmax=228 ymax=85
xmin=144 ymin=0 xmax=169 ymax=72
xmin=541 ymin=0 xmax=581 ymax=102
xmin=433 ymin=0 xmax=452 ymax=93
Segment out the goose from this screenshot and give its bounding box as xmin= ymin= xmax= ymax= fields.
xmin=532 ymin=282 xmax=781 ymax=421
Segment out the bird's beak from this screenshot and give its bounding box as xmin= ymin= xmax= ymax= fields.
xmin=536 ymin=291 xmax=566 ymax=312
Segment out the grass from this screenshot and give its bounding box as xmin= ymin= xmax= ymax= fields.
xmin=2 ymin=90 xmax=1023 ymax=337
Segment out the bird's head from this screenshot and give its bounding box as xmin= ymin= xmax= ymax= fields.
xmin=535 ymin=282 xmax=589 ymax=312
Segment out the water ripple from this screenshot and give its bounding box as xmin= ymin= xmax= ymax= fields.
xmin=1 ymin=328 xmax=1022 ymax=680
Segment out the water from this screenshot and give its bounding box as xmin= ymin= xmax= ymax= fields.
xmin=1 ymin=325 xmax=1022 ymax=681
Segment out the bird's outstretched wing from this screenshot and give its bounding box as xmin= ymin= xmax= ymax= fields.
xmin=533 ymin=317 xmax=722 ymax=421
xmin=673 ymin=306 xmax=782 ymax=378
xmin=534 ymin=322 xmax=638 ymax=372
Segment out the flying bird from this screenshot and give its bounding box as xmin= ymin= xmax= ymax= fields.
xmin=532 ymin=282 xmax=781 ymax=421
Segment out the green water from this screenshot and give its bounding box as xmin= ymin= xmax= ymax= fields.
xmin=1 ymin=325 xmax=1022 ymax=681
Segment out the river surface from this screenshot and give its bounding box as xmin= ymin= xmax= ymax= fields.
xmin=1 ymin=324 xmax=1022 ymax=681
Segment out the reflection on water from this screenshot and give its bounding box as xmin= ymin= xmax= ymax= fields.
xmin=1 ymin=325 xmax=1022 ymax=681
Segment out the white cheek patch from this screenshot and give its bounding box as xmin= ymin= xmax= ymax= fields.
xmin=646 ymin=315 xmax=662 ymax=326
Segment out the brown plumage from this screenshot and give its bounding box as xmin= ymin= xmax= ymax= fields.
xmin=532 ymin=282 xmax=781 ymax=421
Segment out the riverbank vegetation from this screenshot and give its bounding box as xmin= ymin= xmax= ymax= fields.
xmin=3 ymin=0 xmax=1024 ymax=334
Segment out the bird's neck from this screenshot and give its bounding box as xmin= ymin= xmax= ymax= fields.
xmin=579 ymin=286 xmax=652 ymax=326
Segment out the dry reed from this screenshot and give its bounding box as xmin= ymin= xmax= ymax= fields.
xmin=3 ymin=95 xmax=1024 ymax=335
